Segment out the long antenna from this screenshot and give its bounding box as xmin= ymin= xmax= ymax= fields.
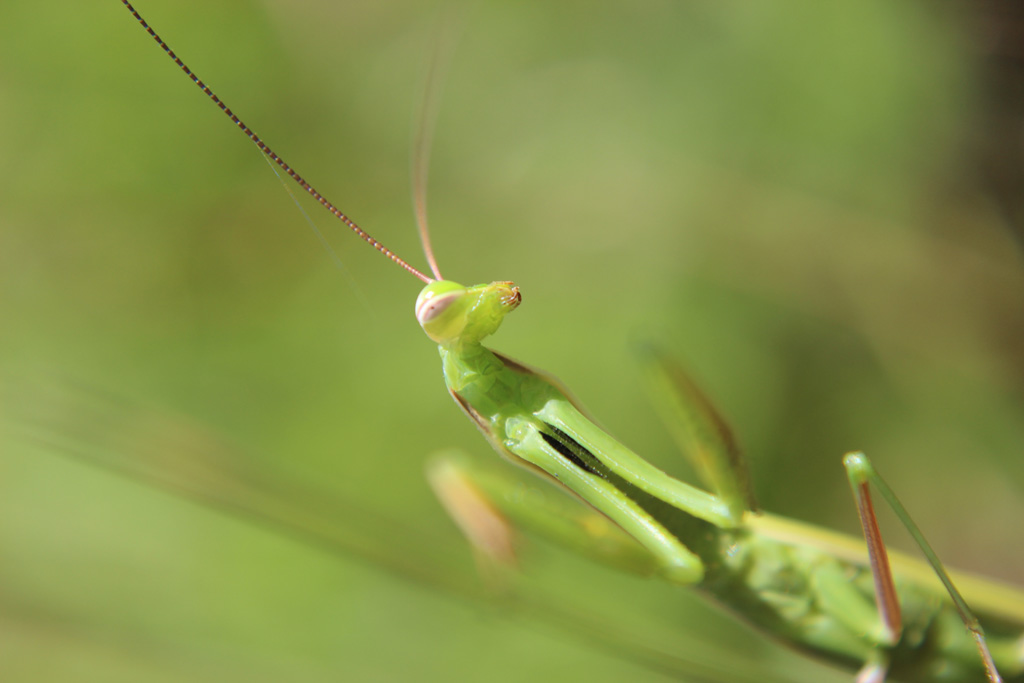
xmin=410 ymin=19 xmax=459 ymax=282
xmin=121 ymin=0 xmax=433 ymax=285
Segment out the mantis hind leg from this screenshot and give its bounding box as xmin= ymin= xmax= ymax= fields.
xmin=843 ymin=451 xmax=1007 ymax=682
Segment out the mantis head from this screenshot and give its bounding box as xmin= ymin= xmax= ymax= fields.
xmin=415 ymin=280 xmax=521 ymax=346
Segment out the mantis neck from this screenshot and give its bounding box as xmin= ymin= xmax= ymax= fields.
xmin=439 ymin=342 xmax=503 ymax=394
xmin=438 ymin=342 xmax=558 ymax=432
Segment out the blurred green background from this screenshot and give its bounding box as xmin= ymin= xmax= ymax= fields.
xmin=1 ymin=1 xmax=1023 ymax=681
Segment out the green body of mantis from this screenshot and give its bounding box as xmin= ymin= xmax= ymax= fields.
xmin=416 ymin=278 xmax=1024 ymax=683
xmin=120 ymin=2 xmax=1024 ymax=680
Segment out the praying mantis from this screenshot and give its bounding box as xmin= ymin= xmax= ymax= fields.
xmin=102 ymin=1 xmax=1024 ymax=681
xmin=2 ymin=1 xmax=1024 ymax=683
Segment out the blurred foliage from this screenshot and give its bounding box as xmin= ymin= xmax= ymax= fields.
xmin=1 ymin=1 xmax=1022 ymax=681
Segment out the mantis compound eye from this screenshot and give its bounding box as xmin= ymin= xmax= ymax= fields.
xmin=415 ymin=280 xmax=472 ymax=343
xmin=415 ymin=288 xmax=461 ymax=325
